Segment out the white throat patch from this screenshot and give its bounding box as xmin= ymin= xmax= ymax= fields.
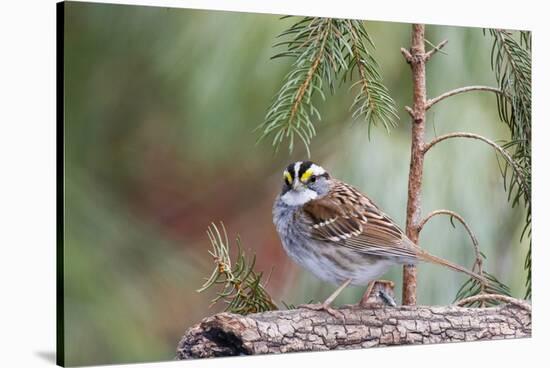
xmin=281 ymin=188 xmax=318 ymax=206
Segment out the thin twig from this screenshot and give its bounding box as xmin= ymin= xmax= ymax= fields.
xmin=454 ymin=294 xmax=532 ymax=312
xmin=424 ymin=131 xmax=530 ymax=203
xmin=418 ymin=209 xmax=483 ymax=274
xmin=404 ymin=105 xmax=414 ymax=118
xmin=424 ymin=133 xmax=519 ymax=175
xmin=424 ymin=39 xmax=448 ymax=61
xmin=426 ymin=86 xmax=502 ymax=110
xmin=425 ymin=38 xmax=448 ymax=56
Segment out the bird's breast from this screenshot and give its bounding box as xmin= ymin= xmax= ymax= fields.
xmin=272 ymin=197 xmax=393 ymax=286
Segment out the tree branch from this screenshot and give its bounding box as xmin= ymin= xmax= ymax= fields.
xmin=425 ymin=132 xmax=517 ymax=175
xmin=176 ymin=302 xmax=531 ymax=359
xmin=418 ymin=209 xmax=483 ymax=274
xmin=426 ymin=86 xmax=502 ymax=110
xmin=402 ymin=24 xmax=427 ymax=306
xmin=423 ymin=131 xmax=529 ymax=204
xmin=424 ymin=132 xmax=501 ymax=155
xmin=454 ymin=294 xmax=531 ymax=312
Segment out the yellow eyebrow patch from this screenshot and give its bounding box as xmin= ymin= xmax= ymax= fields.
xmin=300 ymin=168 xmax=314 ymax=182
xmin=284 ymin=170 xmax=293 ymax=185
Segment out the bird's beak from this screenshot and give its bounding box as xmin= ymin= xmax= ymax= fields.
xmin=292 ymin=180 xmax=303 ymax=191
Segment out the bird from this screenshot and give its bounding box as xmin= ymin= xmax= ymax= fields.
xmin=272 ymin=160 xmax=485 ymax=315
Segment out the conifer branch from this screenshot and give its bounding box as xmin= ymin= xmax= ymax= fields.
xmin=258 ymin=17 xmax=333 ymax=156
xmin=344 ymin=20 xmax=399 ymax=134
xmin=258 ymin=17 xmax=397 ymax=155
xmin=198 ymin=223 xmax=278 ymax=315
xmin=486 ymin=28 xmax=531 ymax=298
xmin=454 ymin=262 xmax=512 ymax=307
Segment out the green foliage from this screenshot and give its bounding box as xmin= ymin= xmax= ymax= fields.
xmin=454 ymin=250 xmax=512 ymax=307
xmin=343 ymin=20 xmax=399 ymax=135
xmin=486 ymin=29 xmax=532 ymax=299
xmin=457 ymin=29 xmax=532 ymax=303
xmin=198 ymin=223 xmax=278 ymax=314
xmin=258 ymin=17 xmax=398 ymax=155
xmin=455 ymin=272 xmax=512 ymax=307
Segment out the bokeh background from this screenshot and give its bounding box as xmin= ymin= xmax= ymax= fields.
xmin=63 ymin=2 xmax=529 ymax=366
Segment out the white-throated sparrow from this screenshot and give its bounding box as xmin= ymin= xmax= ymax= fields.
xmin=272 ymin=160 xmax=484 ymax=314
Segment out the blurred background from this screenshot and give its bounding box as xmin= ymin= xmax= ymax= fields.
xmin=63 ymin=2 xmax=529 ymax=366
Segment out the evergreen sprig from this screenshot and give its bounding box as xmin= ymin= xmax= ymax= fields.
xmin=343 ymin=20 xmax=399 ymax=135
xmin=258 ymin=17 xmax=398 ymax=155
xmin=197 ymin=222 xmax=278 ymax=314
xmin=455 ymin=271 xmax=512 ymax=307
xmin=454 ymin=249 xmax=512 ymax=307
xmin=486 ymin=29 xmax=532 ymax=299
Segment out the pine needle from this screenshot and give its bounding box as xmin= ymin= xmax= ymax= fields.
xmin=198 ymin=222 xmax=278 ymax=314
xmin=486 ymin=29 xmax=531 ymax=299
xmin=257 ymin=17 xmax=398 ymax=155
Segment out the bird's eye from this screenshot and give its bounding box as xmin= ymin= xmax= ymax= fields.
xmin=310 ymin=176 xmax=316 ymax=183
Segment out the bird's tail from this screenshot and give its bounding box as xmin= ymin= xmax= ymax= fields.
xmin=417 ymin=250 xmax=486 ymax=284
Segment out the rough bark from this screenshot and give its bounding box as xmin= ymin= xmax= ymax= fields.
xmin=402 ymin=24 xmax=428 ymax=306
xmin=176 ymin=302 xmax=531 ymax=359
xmin=177 ymin=282 xmax=530 ymax=359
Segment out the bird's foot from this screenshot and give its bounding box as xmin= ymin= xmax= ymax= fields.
xmin=377 ymin=289 xmax=397 ymax=307
xmin=297 ymin=302 xmax=345 ymax=320
xmin=358 ymin=291 xmax=397 ymax=308
xmin=359 ymin=280 xmax=397 ymax=308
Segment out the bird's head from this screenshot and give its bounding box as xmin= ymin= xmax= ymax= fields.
xmin=279 ymin=161 xmax=331 ymax=206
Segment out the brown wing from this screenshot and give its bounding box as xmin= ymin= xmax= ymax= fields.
xmin=301 ymin=180 xmax=418 ymax=261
